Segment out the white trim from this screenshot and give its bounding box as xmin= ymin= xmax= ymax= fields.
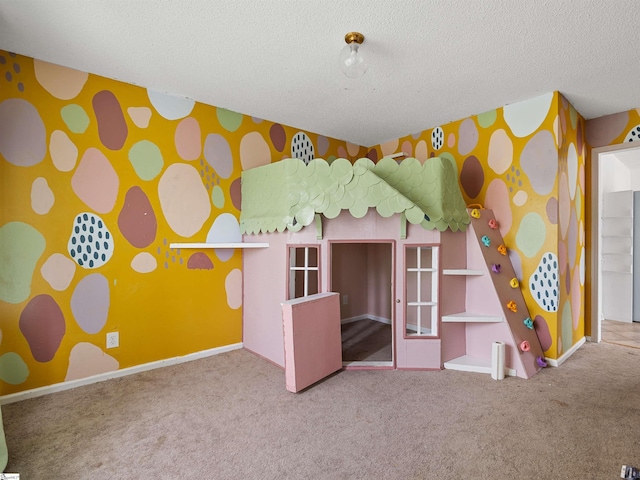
xmin=341 ymin=315 xmax=392 ymax=325
xmin=543 ymin=337 xmax=586 ymax=367
xmin=342 ymin=361 xmax=393 ymax=367
xmin=0 ymin=343 xmax=243 ymax=405
xmin=169 ymin=243 xmax=268 ymax=249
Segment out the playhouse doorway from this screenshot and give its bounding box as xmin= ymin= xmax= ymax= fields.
xmin=330 ymin=241 xmax=394 ymax=368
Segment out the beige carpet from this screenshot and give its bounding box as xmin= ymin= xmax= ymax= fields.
xmin=3 ymin=341 xmax=640 ymax=479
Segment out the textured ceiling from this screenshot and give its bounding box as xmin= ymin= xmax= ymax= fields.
xmin=1 ymin=0 xmax=639 ymax=147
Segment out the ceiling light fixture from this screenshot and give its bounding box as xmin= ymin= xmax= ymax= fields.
xmin=339 ymin=32 xmax=368 ymax=79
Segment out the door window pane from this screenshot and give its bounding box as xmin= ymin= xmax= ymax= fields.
xmin=405 ymin=246 xmax=439 ymax=337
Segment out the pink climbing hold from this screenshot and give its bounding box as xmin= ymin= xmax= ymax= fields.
xmin=488 ymin=219 xmax=498 ymax=229
xmin=520 ymin=340 xmax=530 ymax=352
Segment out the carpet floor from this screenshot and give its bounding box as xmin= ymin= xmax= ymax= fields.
xmin=3 ymin=341 xmax=640 ymax=479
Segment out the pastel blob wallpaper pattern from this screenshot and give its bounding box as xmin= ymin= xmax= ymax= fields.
xmin=0 ymin=50 xmax=365 ymax=395
xmin=1 ymin=47 xmax=640 ymax=395
xmin=366 ymin=92 xmax=586 ymax=359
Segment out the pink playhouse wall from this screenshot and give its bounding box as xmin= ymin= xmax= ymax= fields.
xmin=243 ymin=209 xmax=451 ymax=370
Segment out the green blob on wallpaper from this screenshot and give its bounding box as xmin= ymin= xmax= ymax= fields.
xmin=515 ymin=212 xmax=547 ymax=258
xmin=128 ymin=140 xmax=164 ymax=181
xmin=0 ymin=352 xmax=29 ymax=384
xmin=216 ymin=108 xmax=243 ymax=132
xmin=477 ymin=109 xmax=498 ymax=128
xmin=211 ymin=185 xmax=225 ymax=209
xmin=0 ymin=222 xmax=46 ymax=303
xmin=60 ymin=104 xmax=90 ymax=134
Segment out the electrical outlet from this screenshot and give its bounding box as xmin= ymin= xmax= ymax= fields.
xmin=106 ymin=332 xmax=119 ymax=349
xmin=342 ymin=294 xmax=348 ymax=305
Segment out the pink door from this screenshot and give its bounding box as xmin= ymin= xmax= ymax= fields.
xmin=281 ymin=292 xmax=342 ymax=392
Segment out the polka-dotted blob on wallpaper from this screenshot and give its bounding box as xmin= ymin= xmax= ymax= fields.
xmin=529 ymin=252 xmax=559 ymax=312
xmin=431 ymin=127 xmax=444 ymax=151
xmin=624 ymin=124 xmax=640 ymax=143
xmin=291 ymin=132 xmax=315 ymax=165
xmin=0 ymin=98 xmax=46 ymax=167
xmin=68 ymin=213 xmax=114 ymax=269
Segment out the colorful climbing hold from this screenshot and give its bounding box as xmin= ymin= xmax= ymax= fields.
xmin=497 ymin=244 xmax=507 ymax=255
xmin=507 ymin=300 xmax=517 ymax=312
xmin=488 ymin=219 xmax=498 ymax=229
xmin=481 ymin=235 xmax=491 ymax=247
xmin=536 ymin=356 xmax=548 ymax=367
xmin=520 ymin=340 xmax=531 ymax=352
xmin=524 ymin=317 xmax=534 ymax=329
xmin=510 ymin=278 xmax=519 ymax=288
xmin=492 ymin=264 xmax=502 ymax=274
xmin=471 ymin=209 xmax=481 ymax=219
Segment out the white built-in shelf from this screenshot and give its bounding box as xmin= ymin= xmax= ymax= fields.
xmin=441 ymin=312 xmax=502 ymax=323
xmin=444 ymin=355 xmax=516 ymax=376
xmin=169 ymin=242 xmax=269 ymax=249
xmin=443 ymin=269 xmax=484 ymax=276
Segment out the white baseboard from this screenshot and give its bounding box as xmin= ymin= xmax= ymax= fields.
xmin=544 ymin=337 xmax=586 ymax=367
xmin=0 ymin=342 xmax=243 ymax=405
xmin=341 ymin=315 xmax=392 ymax=325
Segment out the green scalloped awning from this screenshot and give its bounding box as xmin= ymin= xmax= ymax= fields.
xmin=240 ymin=156 xmax=470 ymax=234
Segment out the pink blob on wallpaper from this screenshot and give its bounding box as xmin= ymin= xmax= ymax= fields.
xmin=71 ymin=148 xmax=120 ymax=214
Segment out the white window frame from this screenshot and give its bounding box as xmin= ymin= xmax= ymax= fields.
xmin=405 ymin=245 xmax=439 ymax=337
xmin=288 ymin=246 xmax=319 ymax=299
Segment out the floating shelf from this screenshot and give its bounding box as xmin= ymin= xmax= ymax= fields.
xmin=444 ymin=355 xmax=516 ymax=376
xmin=442 ymin=269 xmax=484 ymax=276
xmin=169 ymin=242 xmax=269 ymax=249
xmin=441 ymin=312 xmax=503 ymax=323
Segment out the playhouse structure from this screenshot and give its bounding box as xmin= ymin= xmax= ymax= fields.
xmin=240 ymin=156 xmax=545 ymax=388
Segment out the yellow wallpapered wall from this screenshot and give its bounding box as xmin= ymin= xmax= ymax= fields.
xmin=0 ymin=51 xmax=366 ymax=395
xmin=367 ymin=92 xmax=587 ymax=360
xmin=584 ymin=107 xmax=640 ymax=335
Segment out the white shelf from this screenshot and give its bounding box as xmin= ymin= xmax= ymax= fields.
xmin=442 ymin=312 xmax=502 ymax=323
xmin=443 ymin=269 xmax=484 ymax=276
xmin=169 ymin=242 xmax=269 ymax=249
xmin=444 ymin=355 xmax=516 ymax=376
